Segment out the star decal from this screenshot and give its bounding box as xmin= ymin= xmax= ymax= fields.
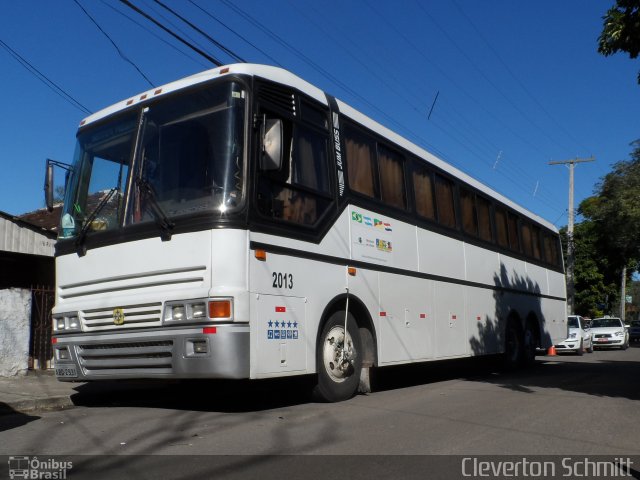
xmin=268 ymin=320 xmax=273 ymax=328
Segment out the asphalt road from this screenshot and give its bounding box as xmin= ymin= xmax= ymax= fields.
xmin=2 ymin=345 xmax=640 ymax=479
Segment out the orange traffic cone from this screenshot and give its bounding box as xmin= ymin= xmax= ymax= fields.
xmin=547 ymin=345 xmax=557 ymax=356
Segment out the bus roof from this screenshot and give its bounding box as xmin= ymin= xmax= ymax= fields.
xmin=79 ymin=63 xmax=557 ymax=232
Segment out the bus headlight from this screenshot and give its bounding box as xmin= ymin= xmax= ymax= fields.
xmin=53 ymin=313 xmax=81 ymax=332
xmin=191 ymin=303 xmax=206 ymax=319
xmin=164 ymin=299 xmax=232 ymax=324
xmin=172 ymin=305 xmax=185 ymax=320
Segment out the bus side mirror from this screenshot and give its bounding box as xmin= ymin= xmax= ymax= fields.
xmin=260 ymin=118 xmax=283 ymax=171
xmin=45 ymin=161 xmax=54 ymax=212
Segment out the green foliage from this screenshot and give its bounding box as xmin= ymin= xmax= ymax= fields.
xmin=579 ymin=140 xmax=640 ymax=269
xmin=561 ymin=223 xmax=617 ymax=317
xmin=598 ymin=0 xmax=640 ymax=83
xmin=572 ymin=141 xmax=640 ymax=315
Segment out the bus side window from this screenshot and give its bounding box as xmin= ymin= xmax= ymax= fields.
xmin=460 ymin=188 xmax=478 ymax=237
xmin=543 ymin=232 xmax=560 ymax=267
xmin=434 ymin=174 xmax=456 ymax=229
xmin=377 ymin=144 xmax=406 ymax=209
xmin=531 ymin=226 xmax=542 ymax=260
xmin=521 ymin=221 xmax=533 ymax=258
xmin=344 ymin=126 xmax=377 ymax=198
xmin=476 ymin=195 xmax=493 ymax=242
xmin=413 ymin=166 xmax=436 ymax=220
xmin=257 ymin=113 xmax=332 ymax=226
xmin=507 ymin=213 xmax=521 ymax=252
xmin=495 ymin=207 xmax=509 ymax=248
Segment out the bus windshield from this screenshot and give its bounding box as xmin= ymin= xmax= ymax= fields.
xmin=59 ymin=81 xmax=246 ymax=239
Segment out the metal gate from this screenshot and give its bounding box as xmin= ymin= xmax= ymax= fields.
xmin=30 ymin=286 xmax=54 ymax=370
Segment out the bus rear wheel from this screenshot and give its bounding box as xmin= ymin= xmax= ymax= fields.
xmin=503 ymin=319 xmax=523 ymax=370
xmin=522 ymin=319 xmax=539 ymax=366
xmin=313 ymin=311 xmax=362 ymax=402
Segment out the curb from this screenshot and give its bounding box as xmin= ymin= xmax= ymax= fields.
xmin=0 ymin=395 xmax=74 ymax=416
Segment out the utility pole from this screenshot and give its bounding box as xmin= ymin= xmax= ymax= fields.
xmin=548 ymin=156 xmax=595 ymax=314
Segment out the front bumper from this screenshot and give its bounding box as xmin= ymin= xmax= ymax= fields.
xmin=592 ymin=337 xmax=625 ymax=348
xmin=554 ymin=338 xmax=582 ymax=352
xmin=52 ymin=324 xmax=249 ymax=381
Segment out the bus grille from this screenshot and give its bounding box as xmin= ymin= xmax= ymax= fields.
xmin=80 ymin=303 xmax=163 ymax=332
xmin=77 ymin=340 xmax=173 ymax=373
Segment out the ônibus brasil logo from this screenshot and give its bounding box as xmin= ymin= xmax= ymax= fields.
xmin=8 ymin=456 xmax=73 ymax=479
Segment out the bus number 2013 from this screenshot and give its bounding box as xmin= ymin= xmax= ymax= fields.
xmin=272 ymin=272 xmax=293 ymax=289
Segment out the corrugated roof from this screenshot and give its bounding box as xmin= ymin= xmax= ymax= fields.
xmin=0 ymin=210 xmax=56 ymax=257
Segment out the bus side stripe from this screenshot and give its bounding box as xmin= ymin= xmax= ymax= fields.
xmin=249 ymin=241 xmax=566 ymax=302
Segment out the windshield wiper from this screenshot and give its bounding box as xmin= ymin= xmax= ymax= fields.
xmin=135 ymin=175 xmax=174 ymax=241
xmin=75 ymin=188 xmax=117 ymax=257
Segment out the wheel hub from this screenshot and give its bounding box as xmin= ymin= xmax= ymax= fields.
xmin=323 ymin=326 xmax=355 ymax=382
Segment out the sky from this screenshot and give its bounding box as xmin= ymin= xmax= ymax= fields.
xmin=0 ymin=0 xmax=638 ymax=228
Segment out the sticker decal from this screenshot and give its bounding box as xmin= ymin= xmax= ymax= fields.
xmin=351 ymin=208 xmax=394 ymax=264
xmin=265 ymin=318 xmax=300 ymax=340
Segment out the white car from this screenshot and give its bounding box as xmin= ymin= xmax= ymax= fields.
xmin=555 ymin=315 xmax=593 ymax=355
xmin=591 ymin=317 xmax=629 ymax=350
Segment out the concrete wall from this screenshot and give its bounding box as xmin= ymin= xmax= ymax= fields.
xmin=0 ymin=288 xmax=31 ymax=376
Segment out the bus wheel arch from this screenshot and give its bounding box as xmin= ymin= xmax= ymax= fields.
xmin=313 ymin=295 xmax=377 ymax=402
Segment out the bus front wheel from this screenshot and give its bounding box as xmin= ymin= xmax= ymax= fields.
xmin=313 ymin=311 xmax=362 ymax=402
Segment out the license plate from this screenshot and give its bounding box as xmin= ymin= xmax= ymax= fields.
xmin=597 ymin=338 xmax=608 ymax=343
xmin=55 ymin=366 xmax=78 ymax=378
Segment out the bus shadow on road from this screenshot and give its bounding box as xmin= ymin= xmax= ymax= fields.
xmin=487 ymin=355 xmax=640 ymax=401
xmin=0 ymin=405 xmax=40 ymax=432
xmin=367 ymin=351 xmax=640 ymax=403
xmin=368 ymin=355 xmax=505 ymax=393
xmin=69 ymin=375 xmax=317 ymax=413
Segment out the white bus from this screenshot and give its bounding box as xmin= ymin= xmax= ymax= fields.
xmin=47 ymin=64 xmax=567 ymax=402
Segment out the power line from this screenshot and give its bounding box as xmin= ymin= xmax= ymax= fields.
xmin=413 ymin=0 xmax=574 ymax=155
xmin=140 ymin=0 xmax=213 ymax=61
xmin=99 ymin=0 xmax=210 ymax=70
xmin=216 ymin=0 xmax=424 ymax=140
xmin=0 ymin=37 xmax=91 ymax=115
xmin=292 ymin=2 xmax=564 ymax=214
xmin=451 ymin=0 xmax=592 ymax=155
xmin=189 ymin=0 xmax=282 ymax=66
xmin=74 ymin=0 xmax=154 ymax=88
xmin=118 ymin=0 xmax=223 ymax=66
xmin=152 ymin=0 xmax=245 ymax=63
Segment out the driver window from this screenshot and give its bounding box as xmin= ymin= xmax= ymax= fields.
xmin=257 ymin=109 xmax=332 ymax=226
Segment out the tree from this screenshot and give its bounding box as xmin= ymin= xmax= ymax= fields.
xmin=578 ymin=140 xmax=640 ymax=318
xmin=598 ymin=0 xmax=640 ymax=83
xmin=561 ymin=221 xmax=618 ymax=317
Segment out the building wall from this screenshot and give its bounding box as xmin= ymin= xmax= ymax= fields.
xmin=0 ymin=251 xmax=54 ymax=290
xmin=0 ymin=288 xmax=32 ymax=376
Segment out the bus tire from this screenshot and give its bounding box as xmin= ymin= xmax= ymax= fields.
xmin=522 ymin=319 xmax=539 ymax=366
xmin=313 ymin=311 xmax=362 ymax=402
xmin=503 ymin=318 xmax=522 ymax=370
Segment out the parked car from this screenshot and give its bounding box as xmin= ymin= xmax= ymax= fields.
xmin=590 ymin=317 xmax=629 ymax=350
xmin=628 ymin=320 xmax=640 ymax=342
xmin=555 ymin=315 xmax=593 ymax=355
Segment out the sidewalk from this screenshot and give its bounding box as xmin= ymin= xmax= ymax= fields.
xmin=0 ymin=372 xmax=184 ymax=415
xmin=0 ymin=371 xmax=79 ymax=415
